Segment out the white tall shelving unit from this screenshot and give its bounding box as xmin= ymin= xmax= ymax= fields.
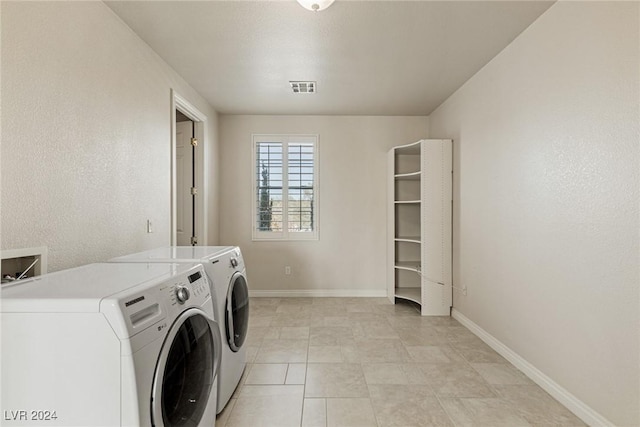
xmin=387 ymin=139 xmax=452 ymax=316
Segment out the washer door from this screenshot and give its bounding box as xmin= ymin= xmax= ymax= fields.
xmin=151 ymin=308 xmax=222 ymax=427
xmin=225 ymin=272 xmax=250 ymax=352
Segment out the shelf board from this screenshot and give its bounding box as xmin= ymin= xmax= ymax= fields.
xmin=395 ymin=236 xmax=421 ymax=244
xmin=394 ymin=200 xmax=421 ymax=204
xmin=394 ymin=140 xmax=422 ymax=155
xmin=394 ymin=261 xmax=421 ymax=273
xmin=395 ymin=171 xmax=421 ymax=180
xmin=395 ymin=287 xmax=421 ymax=304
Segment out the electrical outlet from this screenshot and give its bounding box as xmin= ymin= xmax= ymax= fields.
xmin=285 ymin=266 xmax=291 ymax=275
xmin=147 ymin=219 xmax=153 ymax=233
xmin=462 ymin=285 xmax=467 ymax=296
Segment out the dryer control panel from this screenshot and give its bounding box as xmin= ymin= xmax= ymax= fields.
xmin=228 ymin=247 xmax=245 ymax=272
xmin=166 ymin=269 xmax=210 ymax=309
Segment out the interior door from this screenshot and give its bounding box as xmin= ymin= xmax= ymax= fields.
xmin=176 ymin=120 xmax=194 ymax=246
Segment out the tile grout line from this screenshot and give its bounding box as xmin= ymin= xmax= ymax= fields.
xmin=247 ymin=297 xmax=584 ymax=427
xmin=300 ymin=320 xmax=312 ymax=427
xmin=434 ymin=393 xmax=461 ymax=427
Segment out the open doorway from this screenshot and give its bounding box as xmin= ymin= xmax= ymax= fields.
xmin=171 ymin=90 xmax=208 ymax=246
xmin=175 ymin=112 xmax=195 ymax=245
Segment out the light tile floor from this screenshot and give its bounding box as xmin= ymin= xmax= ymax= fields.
xmin=215 ymin=297 xmax=585 ymax=427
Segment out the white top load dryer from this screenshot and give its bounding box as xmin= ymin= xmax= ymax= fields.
xmin=110 ymin=246 xmax=250 ymax=413
xmin=1 ymin=262 xmax=221 ymax=427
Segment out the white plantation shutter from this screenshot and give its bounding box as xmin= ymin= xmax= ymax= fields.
xmin=256 ymin=142 xmax=284 ymax=232
xmin=252 ymin=135 xmax=318 ymax=240
xmin=287 ymin=143 xmax=315 ymax=232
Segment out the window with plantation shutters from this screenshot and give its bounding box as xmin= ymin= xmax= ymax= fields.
xmin=252 ymin=135 xmax=318 ymax=240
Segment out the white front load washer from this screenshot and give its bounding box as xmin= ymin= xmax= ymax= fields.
xmin=1 ymin=262 xmax=221 ymax=427
xmin=110 ymin=246 xmax=250 ymax=413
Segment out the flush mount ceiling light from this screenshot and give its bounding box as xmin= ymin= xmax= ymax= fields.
xmin=296 ymin=0 xmax=335 ymax=12
xmin=290 ymin=81 xmax=316 ymax=94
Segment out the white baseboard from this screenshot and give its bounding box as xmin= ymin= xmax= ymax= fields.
xmin=249 ymin=289 xmax=387 ymax=298
xmin=451 ymin=309 xmax=613 ymax=427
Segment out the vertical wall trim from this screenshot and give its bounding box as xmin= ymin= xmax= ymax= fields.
xmin=171 ymin=90 xmax=208 ymax=246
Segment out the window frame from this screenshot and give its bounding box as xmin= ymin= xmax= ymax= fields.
xmin=251 ymin=134 xmax=319 ymax=241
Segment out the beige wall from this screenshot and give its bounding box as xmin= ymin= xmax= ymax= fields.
xmin=219 ymin=115 xmax=428 ymax=295
xmin=429 ymin=2 xmax=639 ymax=425
xmin=1 ymin=2 xmax=220 ymax=271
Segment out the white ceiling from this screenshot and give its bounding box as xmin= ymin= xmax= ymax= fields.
xmin=105 ymin=1 xmax=553 ymax=116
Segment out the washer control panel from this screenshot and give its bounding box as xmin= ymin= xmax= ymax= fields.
xmin=175 ymin=285 xmax=190 ymax=304
xmin=106 ymin=264 xmax=212 ymax=339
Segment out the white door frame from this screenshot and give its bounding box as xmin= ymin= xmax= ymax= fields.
xmin=171 ymin=89 xmax=208 ymax=246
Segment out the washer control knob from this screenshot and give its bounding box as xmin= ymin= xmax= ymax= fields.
xmin=230 ymin=258 xmax=239 ymax=268
xmin=175 ymin=286 xmax=190 ymax=304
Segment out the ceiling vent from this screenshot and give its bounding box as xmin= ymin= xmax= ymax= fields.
xmin=290 ymin=81 xmax=316 ymax=94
